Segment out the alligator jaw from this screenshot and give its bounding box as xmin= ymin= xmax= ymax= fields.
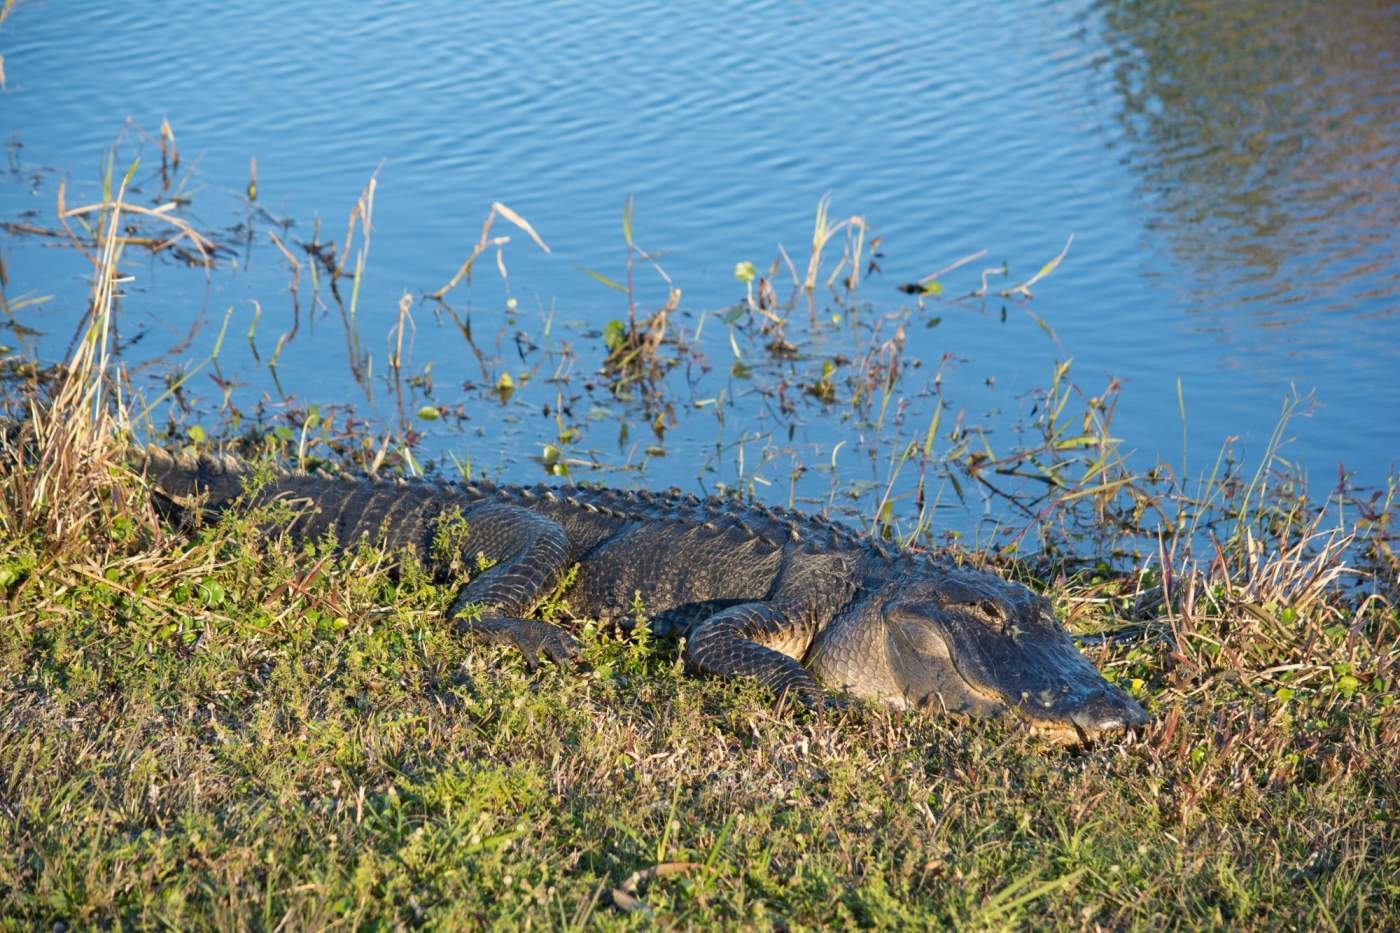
xmin=1025 ymin=719 xmax=1088 ymax=746
xmin=942 ymin=657 xmax=1149 ymax=745
xmin=916 ymin=682 xmax=1142 ymax=745
xmin=1011 ymin=687 xmax=1148 ymax=744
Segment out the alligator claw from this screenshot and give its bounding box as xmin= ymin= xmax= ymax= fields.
xmin=774 ymin=682 xmax=843 ymax=715
xmin=461 ymin=616 xmax=581 ymax=671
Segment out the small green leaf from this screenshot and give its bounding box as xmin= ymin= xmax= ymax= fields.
xmin=920 ymin=279 xmax=943 ymax=296
xmin=734 ymin=261 xmax=757 ymax=283
xmin=416 ymin=406 xmax=441 ymax=421
xmin=196 ymin=579 xmax=225 ymax=608
xmin=188 ymin=425 xmax=206 ymax=444
xmin=603 ymin=319 xmax=625 ymax=352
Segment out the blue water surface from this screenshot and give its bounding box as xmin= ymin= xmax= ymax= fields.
xmin=2 ymin=0 xmax=1397 ymax=540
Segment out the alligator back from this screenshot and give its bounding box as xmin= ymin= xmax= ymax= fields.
xmin=133 ymin=446 xmax=881 ymax=622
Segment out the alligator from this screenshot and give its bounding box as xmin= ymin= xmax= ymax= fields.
xmin=137 ymin=445 xmax=1148 ymax=743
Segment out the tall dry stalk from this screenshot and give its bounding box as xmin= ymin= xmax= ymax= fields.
xmin=2 ymin=161 xmax=136 ymax=547
xmin=432 ymin=201 xmax=550 ymax=300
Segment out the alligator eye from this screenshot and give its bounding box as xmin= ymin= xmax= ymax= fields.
xmin=970 ymin=600 xmax=1006 ymax=629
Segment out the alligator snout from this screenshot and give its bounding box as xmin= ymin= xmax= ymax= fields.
xmin=1064 ymin=687 xmax=1148 ymax=739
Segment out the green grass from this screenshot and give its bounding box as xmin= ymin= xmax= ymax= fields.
xmin=1 ymin=140 xmax=1395 ymax=929
xmin=0 ymin=490 xmax=1394 ymax=928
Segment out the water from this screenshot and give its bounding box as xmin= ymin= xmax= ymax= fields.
xmin=2 ymin=0 xmax=1398 ymax=539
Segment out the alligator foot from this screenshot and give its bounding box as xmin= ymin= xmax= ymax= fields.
xmin=776 ymin=684 xmax=851 ymax=715
xmin=460 ymin=616 xmax=581 ymax=671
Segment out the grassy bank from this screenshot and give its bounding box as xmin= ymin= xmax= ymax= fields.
xmin=0 ymin=475 xmax=1394 ymax=927
xmin=1 ymin=157 xmax=1396 ymax=929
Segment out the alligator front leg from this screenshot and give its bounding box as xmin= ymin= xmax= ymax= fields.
xmin=446 ymin=503 xmax=579 ymax=670
xmin=684 ymin=601 xmax=829 ymax=707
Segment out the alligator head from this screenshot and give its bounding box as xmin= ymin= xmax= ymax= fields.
xmin=807 ymin=564 xmax=1147 ymax=744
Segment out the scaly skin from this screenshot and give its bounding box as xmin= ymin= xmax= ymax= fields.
xmin=138 ymin=446 xmax=1147 ymax=742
